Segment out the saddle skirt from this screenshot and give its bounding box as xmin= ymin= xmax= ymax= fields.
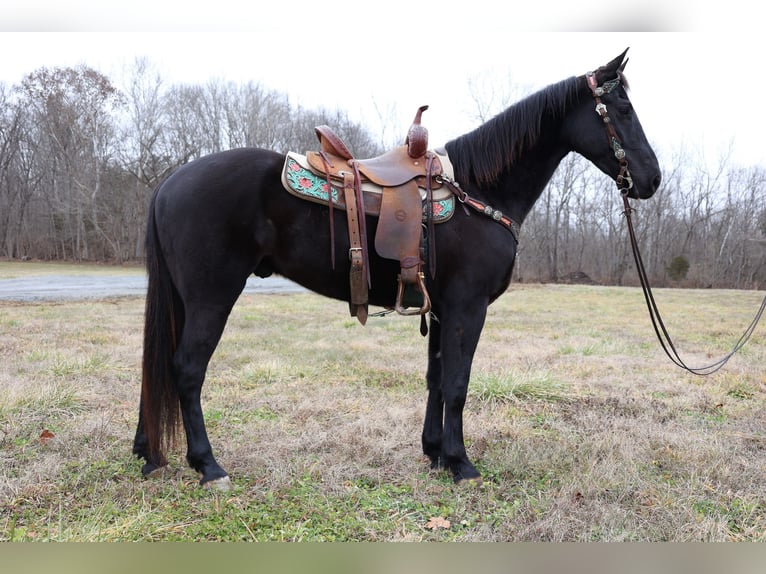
xmin=280 ymin=150 xmax=456 ymax=223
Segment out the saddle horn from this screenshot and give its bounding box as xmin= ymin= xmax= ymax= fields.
xmin=406 ymin=105 xmax=429 ymax=159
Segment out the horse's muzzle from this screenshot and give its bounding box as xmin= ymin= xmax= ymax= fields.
xmin=629 ymin=172 xmax=662 ymax=200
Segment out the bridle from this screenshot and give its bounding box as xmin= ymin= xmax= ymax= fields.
xmin=586 ymin=70 xmax=766 ymax=376
xmin=586 ymin=71 xmax=633 ymax=195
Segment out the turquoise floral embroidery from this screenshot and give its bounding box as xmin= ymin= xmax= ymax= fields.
xmin=286 ymin=158 xmax=339 ymax=203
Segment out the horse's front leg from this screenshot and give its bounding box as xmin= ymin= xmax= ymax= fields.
xmin=422 ymin=316 xmax=443 ymax=469
xmin=438 ymin=301 xmax=488 ymax=484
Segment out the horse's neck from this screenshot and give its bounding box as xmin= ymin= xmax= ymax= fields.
xmin=492 ymin=141 xmax=570 ymax=224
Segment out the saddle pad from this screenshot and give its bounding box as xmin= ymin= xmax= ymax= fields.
xmin=281 ymin=152 xmax=455 ymax=223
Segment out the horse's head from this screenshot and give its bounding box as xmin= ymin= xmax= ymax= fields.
xmin=564 ymin=48 xmax=661 ymax=200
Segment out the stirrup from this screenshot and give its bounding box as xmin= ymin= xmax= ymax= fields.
xmin=395 ymin=272 xmax=431 ymax=316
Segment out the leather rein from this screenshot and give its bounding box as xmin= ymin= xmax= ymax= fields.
xmin=587 ymin=71 xmax=766 ymax=375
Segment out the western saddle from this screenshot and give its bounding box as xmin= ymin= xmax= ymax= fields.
xmin=302 ymin=106 xmax=444 ymax=325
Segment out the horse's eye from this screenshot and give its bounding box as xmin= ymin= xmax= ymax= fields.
xmin=618 ymin=104 xmax=633 ymax=115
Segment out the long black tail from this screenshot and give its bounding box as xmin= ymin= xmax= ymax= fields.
xmin=141 ymin=188 xmax=183 ymax=465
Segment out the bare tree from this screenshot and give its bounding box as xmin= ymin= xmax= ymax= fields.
xmin=0 ymin=83 xmax=24 ymax=258
xmin=114 ymin=58 xmax=171 ymax=258
xmin=222 ymin=81 xmax=289 ymax=149
xmin=17 ymin=65 xmax=123 ymax=260
xmin=117 ymin=57 xmax=171 ymax=187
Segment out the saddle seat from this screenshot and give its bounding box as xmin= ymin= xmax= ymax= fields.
xmin=311 ymin=109 xmax=438 ymax=189
xmin=283 ymin=106 xmax=448 ymax=325
xmin=309 ymin=140 xmax=439 ymax=189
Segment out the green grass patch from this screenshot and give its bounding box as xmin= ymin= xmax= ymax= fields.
xmin=470 ymin=369 xmax=568 ymax=404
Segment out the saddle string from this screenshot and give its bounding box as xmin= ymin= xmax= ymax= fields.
xmin=318 ymin=150 xmax=337 ymax=269
xmin=587 ymin=69 xmax=766 ymax=375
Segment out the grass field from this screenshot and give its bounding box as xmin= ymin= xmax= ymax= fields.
xmin=1 ymin=263 xmax=764 ymax=541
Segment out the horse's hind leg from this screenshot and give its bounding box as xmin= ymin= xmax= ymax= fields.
xmin=174 ymin=299 xmax=239 ymax=488
xmin=132 ymin=399 xmax=167 ymax=477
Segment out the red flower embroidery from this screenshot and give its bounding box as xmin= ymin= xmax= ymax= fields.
xmin=299 ymin=177 xmax=312 ymax=189
xmin=289 ymin=161 xmax=301 ymax=171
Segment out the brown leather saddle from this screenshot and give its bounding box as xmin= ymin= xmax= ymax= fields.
xmin=282 ymin=106 xmax=448 ymax=325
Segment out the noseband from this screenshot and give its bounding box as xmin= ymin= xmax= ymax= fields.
xmin=586 ymin=71 xmax=633 ymax=195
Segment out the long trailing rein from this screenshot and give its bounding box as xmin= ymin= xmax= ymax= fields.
xmin=587 ymin=71 xmax=766 ymax=376
xmin=621 ymin=190 xmax=766 ymax=375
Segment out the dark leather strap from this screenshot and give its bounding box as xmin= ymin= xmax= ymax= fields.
xmin=425 ymin=153 xmax=436 ymax=278
xmin=318 ymin=151 xmax=337 ymax=269
xmin=442 ymin=177 xmax=520 ymax=244
xmin=343 ymin=172 xmax=368 ymax=325
xmin=351 ymin=161 xmax=371 ymax=289
xmin=343 ymin=170 xmax=368 ymax=324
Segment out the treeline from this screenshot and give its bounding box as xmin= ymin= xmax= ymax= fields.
xmin=1 ymin=60 xmax=764 ymax=289
xmin=0 ymin=60 xmax=384 ymax=263
xmin=518 ymin=151 xmax=766 ymax=289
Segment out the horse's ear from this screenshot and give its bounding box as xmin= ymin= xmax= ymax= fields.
xmin=593 ymin=48 xmax=629 ymax=83
xmin=619 ymin=56 xmax=629 ymax=73
xmin=606 ymin=48 xmax=630 ymax=74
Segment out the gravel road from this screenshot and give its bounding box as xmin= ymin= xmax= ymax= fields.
xmin=0 ymin=274 xmax=306 ymax=302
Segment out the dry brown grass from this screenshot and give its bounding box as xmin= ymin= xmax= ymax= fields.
xmin=1 ymin=275 xmax=764 ymax=541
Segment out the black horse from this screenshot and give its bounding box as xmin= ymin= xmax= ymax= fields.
xmin=133 ymin=49 xmax=661 ymax=488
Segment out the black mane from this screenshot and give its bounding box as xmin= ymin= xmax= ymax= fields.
xmin=444 ymin=75 xmax=583 ymax=188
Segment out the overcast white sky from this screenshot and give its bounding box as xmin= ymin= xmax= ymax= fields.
xmin=0 ymin=3 xmax=762 ymax=168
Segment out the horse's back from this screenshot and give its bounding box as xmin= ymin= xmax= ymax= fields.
xmin=151 ymin=148 xmax=286 ymax=297
xmin=155 ymin=148 xmax=283 ymax=219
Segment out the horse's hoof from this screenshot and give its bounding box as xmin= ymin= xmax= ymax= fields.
xmin=455 ymin=475 xmax=483 ymax=487
xmin=142 ymin=464 xmax=169 ymax=479
xmin=202 ymin=475 xmax=232 ymax=491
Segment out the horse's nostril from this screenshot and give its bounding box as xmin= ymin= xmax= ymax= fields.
xmin=653 ymin=174 xmax=662 ymax=191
